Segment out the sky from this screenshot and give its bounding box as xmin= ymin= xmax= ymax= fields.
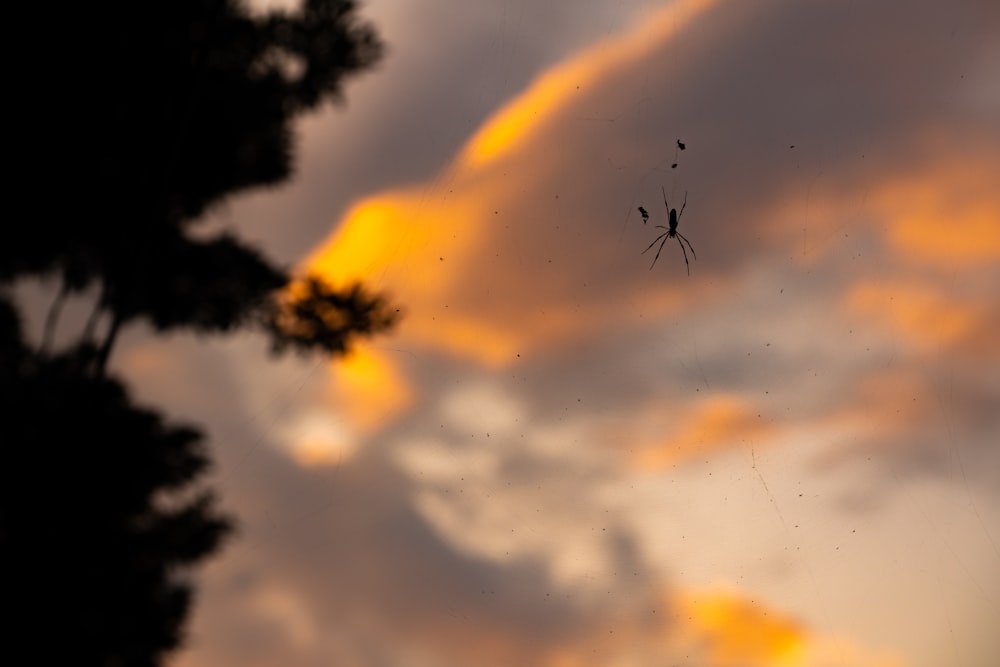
xmin=85 ymin=0 xmax=1000 ymax=665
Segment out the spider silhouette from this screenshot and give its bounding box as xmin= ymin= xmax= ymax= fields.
xmin=642 ymin=188 xmax=696 ymax=274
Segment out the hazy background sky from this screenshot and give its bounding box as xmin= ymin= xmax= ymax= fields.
xmin=69 ymin=0 xmax=999 ymax=665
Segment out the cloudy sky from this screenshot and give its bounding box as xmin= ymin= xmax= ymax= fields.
xmin=102 ymin=0 xmax=1000 ymax=665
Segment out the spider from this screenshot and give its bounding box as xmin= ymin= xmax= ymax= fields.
xmin=641 ymin=187 xmax=696 ymax=274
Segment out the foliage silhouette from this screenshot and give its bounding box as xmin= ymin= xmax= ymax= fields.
xmin=2 ymin=0 xmax=389 ymax=374
xmin=2 ymin=298 xmax=231 ymax=664
xmin=1 ymin=1 xmax=392 ymax=664
xmin=265 ymin=275 xmax=400 ymax=356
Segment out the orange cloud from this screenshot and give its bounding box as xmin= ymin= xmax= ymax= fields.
xmin=301 ymin=0 xmax=725 ymax=373
xmin=528 ymin=586 xmax=905 ymax=667
xmin=302 ymin=184 xmax=531 ymax=368
xmin=757 ymin=133 xmax=999 ymax=274
xmin=871 ymin=152 xmax=1000 ymax=268
xmin=845 ymin=279 xmax=998 ymax=357
xmin=305 ymin=194 xmax=479 ymax=296
xmin=675 ymin=588 xmax=905 ymax=667
xmin=460 ymin=0 xmax=720 ymax=171
xmin=302 ymin=188 xmax=527 ymax=367
xmin=681 ymin=590 xmax=805 ymax=666
xmin=635 ymin=394 xmax=773 ymax=470
xmin=328 ymin=345 xmax=413 ymax=432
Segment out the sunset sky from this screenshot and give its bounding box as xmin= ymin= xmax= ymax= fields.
xmin=93 ymin=0 xmax=999 ymax=665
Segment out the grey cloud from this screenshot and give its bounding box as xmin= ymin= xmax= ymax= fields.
xmin=185 ymin=418 xmax=662 ymax=666
xmin=208 ymin=0 xmax=663 ymax=264
xmin=163 ymin=1 xmax=1000 ymax=664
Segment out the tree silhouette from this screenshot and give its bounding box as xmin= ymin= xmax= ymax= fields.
xmin=2 ymin=1 xmax=394 ymax=664
xmin=2 ymin=299 xmax=231 ymax=664
xmin=3 ymin=0 xmax=391 ymax=373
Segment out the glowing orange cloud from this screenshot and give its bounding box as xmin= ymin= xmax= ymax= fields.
xmin=675 ymin=589 xmax=904 ymax=667
xmin=870 ymin=152 xmax=1000 ymax=268
xmin=757 ymin=137 xmax=999 ymax=275
xmin=327 ymin=345 xmax=412 ymax=432
xmin=682 ymin=591 xmax=805 ymax=666
xmin=300 ymin=0 xmax=731 ymax=377
xmin=305 ymin=194 xmax=480 ymax=296
xmin=635 ymin=394 xmax=773 ymax=469
xmin=460 ymin=0 xmax=721 ymax=171
xmin=535 ymin=586 xmax=902 ymax=667
xmin=302 ymin=178 xmax=544 ymax=368
xmin=845 ymin=280 xmax=997 ymax=356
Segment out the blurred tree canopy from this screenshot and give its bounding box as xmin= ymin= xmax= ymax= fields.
xmin=1 ymin=1 xmax=394 ymax=664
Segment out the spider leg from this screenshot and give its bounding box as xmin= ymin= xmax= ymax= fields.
xmin=675 ymin=236 xmax=691 ymax=275
xmin=642 ymin=230 xmax=669 ymax=269
xmin=677 ymin=231 xmax=697 ymax=260
xmin=661 ymin=186 xmax=670 ymax=213
xmin=641 ymin=227 xmax=668 ymax=253
xmin=650 ymin=236 xmax=669 ymax=269
xmin=677 ymin=191 xmax=687 ymax=218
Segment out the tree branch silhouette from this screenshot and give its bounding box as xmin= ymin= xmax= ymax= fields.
xmin=1 ymin=2 xmax=393 ymax=664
